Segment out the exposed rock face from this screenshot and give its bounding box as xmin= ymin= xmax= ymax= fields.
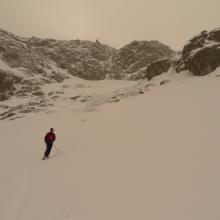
xmin=0 ymin=28 xmax=175 ymax=101
xmin=145 ymin=58 xmax=171 ymax=80
xmin=29 ymin=37 xmax=117 ymax=80
xmin=68 ymin=59 xmax=106 ymax=80
xmin=0 ymin=28 xmax=174 ymax=82
xmin=0 ymin=69 xmax=22 ymax=101
xmin=115 ymin=40 xmax=174 ymax=74
xmin=177 ymin=28 xmax=220 ymax=75
xmin=128 ymin=67 xmax=148 ymax=80
xmin=184 ymin=45 xmax=220 ymax=75
xmin=143 ymin=28 xmax=220 ymax=80
xmin=0 ymin=29 xmax=118 ymax=81
xmin=208 ymin=28 xmax=220 ymax=42
xmin=172 ymin=53 xmax=187 ymax=73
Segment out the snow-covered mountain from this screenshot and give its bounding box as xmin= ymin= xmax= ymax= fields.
xmin=0 ymin=28 xmax=174 ymax=79
xmin=1 ymin=26 xmax=220 ymax=220
xmin=0 ymin=27 xmax=220 ymax=121
xmin=0 ymin=28 xmax=175 ymax=119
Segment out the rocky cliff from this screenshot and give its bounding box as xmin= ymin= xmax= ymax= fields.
xmin=177 ymin=28 xmax=220 ymax=75
xmin=0 ymin=28 xmax=174 ymax=81
xmin=0 ymin=28 xmax=174 ymax=101
xmin=142 ymin=27 xmax=220 ymax=80
xmin=114 ymin=40 xmax=174 ymax=73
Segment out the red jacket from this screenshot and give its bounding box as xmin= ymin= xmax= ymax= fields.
xmin=45 ymin=132 xmax=56 ymax=143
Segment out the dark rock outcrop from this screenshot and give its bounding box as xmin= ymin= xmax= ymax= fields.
xmin=184 ymin=45 xmax=220 ymax=75
xmin=145 ymin=58 xmax=172 ymax=80
xmin=172 ymin=54 xmax=187 ymax=73
xmin=0 ymin=69 xmax=22 ymax=101
xmin=144 ymin=27 xmax=220 ymax=79
xmin=176 ymin=28 xmax=220 ymax=76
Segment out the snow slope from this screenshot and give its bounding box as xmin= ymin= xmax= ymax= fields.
xmin=1 ymin=71 xmax=220 ymax=220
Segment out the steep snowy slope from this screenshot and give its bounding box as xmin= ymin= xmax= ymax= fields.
xmin=1 ymin=70 xmax=220 ymax=220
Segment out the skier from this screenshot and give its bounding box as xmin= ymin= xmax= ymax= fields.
xmin=43 ymin=128 xmax=56 ymax=160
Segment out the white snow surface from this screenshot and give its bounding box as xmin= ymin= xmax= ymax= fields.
xmin=1 ymin=70 xmax=220 ymax=220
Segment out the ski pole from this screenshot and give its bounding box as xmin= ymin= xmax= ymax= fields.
xmin=54 ymin=144 xmax=61 ymax=154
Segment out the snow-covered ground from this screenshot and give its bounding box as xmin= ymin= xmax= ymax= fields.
xmin=1 ymin=69 xmax=220 ymax=220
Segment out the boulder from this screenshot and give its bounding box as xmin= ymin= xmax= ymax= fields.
xmin=178 ymin=28 xmax=220 ymax=75
xmin=145 ymin=58 xmax=171 ymax=80
xmin=184 ymin=45 xmax=220 ymax=75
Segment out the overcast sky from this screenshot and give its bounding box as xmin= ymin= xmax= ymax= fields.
xmin=0 ymin=0 xmax=219 ymax=50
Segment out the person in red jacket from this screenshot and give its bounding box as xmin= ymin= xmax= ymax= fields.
xmin=43 ymin=128 xmax=56 ymax=160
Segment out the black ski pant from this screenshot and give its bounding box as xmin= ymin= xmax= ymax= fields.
xmin=44 ymin=142 xmax=53 ymax=157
